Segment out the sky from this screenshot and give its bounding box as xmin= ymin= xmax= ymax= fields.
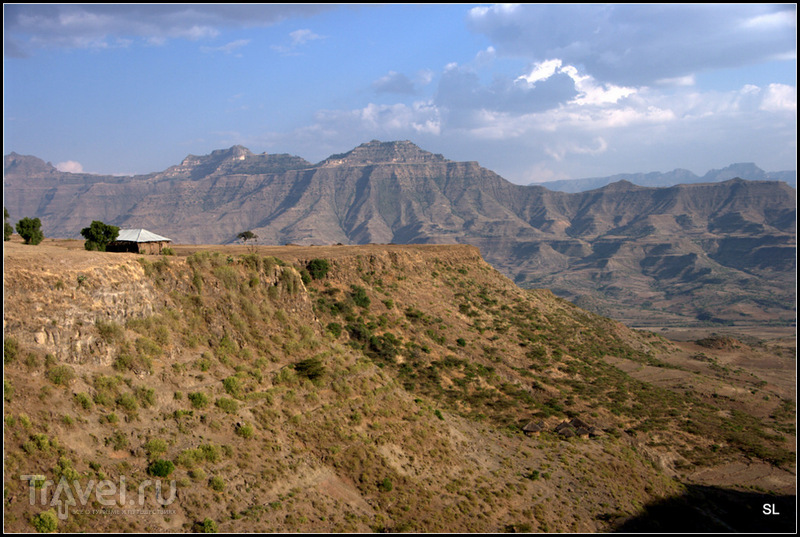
xmin=3 ymin=4 xmax=797 ymax=184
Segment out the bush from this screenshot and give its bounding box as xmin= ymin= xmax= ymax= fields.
xmin=46 ymin=365 xmax=76 ymax=386
xmin=222 ymin=376 xmax=242 ymax=398
xmin=200 ymin=518 xmax=218 ymax=533
xmin=306 ymin=259 xmax=330 ymax=280
xmin=209 ymin=475 xmax=225 ymax=492
xmin=147 ymin=459 xmax=175 ymax=478
xmin=15 ymin=217 xmax=44 ymax=245
xmin=144 ymin=438 xmax=168 ymax=459
xmin=234 ymin=422 xmax=254 ymax=439
xmin=350 ymin=285 xmax=371 ymax=309
xmin=74 ymin=392 xmax=93 ymax=410
xmin=31 ymin=509 xmax=58 ymax=533
xmin=188 ymin=392 xmax=210 ymax=409
xmin=215 ymin=397 xmax=239 ymax=414
xmin=326 ymin=322 xmax=342 ymax=338
xmin=293 ymin=357 xmax=325 ymax=381
xmin=4 ymin=337 xmax=20 ymax=364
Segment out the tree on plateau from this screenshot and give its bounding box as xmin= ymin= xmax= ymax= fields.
xmin=81 ymin=221 xmax=120 ymax=251
xmin=15 ymin=216 xmax=44 ymax=245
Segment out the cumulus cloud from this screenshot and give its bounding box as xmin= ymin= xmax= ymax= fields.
xmin=56 ymin=160 xmax=84 ymax=173
xmin=760 ymin=83 xmax=797 ymax=112
xmin=466 ymin=4 xmax=797 ymax=87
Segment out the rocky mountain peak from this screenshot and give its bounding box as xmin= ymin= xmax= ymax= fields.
xmin=3 ymin=152 xmax=57 ymax=175
xmin=322 ymin=140 xmax=447 ymax=166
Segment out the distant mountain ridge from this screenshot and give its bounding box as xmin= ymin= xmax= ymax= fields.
xmin=4 ymin=141 xmax=796 ymax=325
xmin=532 ymin=162 xmax=796 ymax=192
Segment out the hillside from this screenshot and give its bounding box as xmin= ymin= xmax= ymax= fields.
xmin=3 ymin=241 xmax=795 ymax=533
xmin=3 ymin=141 xmax=796 ymax=326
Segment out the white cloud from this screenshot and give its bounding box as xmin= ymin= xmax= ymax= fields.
xmin=290 ymin=28 xmax=323 ymax=46
xmin=271 ymin=28 xmax=326 ymax=54
xmin=467 ymin=4 xmax=797 ymax=87
xmin=760 ymin=83 xmax=797 ymax=112
xmin=56 ymin=160 xmax=84 ymax=173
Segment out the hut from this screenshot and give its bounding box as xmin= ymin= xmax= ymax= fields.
xmin=523 ymin=420 xmax=545 ymax=436
xmin=107 ymin=229 xmax=172 ymax=254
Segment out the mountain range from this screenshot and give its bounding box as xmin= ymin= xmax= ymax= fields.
xmin=4 ymin=141 xmax=796 ymax=326
xmin=530 ymin=163 xmax=796 ymax=192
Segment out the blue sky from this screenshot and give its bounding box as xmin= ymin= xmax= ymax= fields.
xmin=3 ymin=4 xmax=796 ymax=184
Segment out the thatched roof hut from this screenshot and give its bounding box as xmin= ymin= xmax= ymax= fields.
xmin=523 ymin=420 xmax=545 ymax=436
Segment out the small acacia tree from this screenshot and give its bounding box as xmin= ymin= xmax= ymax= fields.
xmin=80 ymin=220 xmax=120 ymax=251
xmin=237 ymin=230 xmax=257 ymax=244
xmin=15 ymin=217 xmax=44 ymax=245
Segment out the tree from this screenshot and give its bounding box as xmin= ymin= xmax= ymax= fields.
xmin=80 ymin=220 xmax=119 ymax=251
xmin=15 ymin=217 xmax=44 ymax=245
xmin=237 ymin=230 xmax=257 ymax=244
xmin=3 ymin=208 xmax=12 ymax=241
xmin=237 ymin=230 xmax=258 ymax=252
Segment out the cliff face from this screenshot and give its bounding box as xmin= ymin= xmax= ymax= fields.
xmin=3 ymin=241 xmax=795 ymax=533
xmin=4 ymin=142 xmax=796 ymax=325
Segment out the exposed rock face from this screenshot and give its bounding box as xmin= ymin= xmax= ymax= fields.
xmin=4 ymin=141 xmax=796 ymax=324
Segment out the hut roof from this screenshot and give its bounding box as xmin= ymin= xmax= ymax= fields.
xmin=116 ymin=229 xmax=171 ymax=243
xmin=523 ymin=421 xmax=544 ymax=433
xmin=569 ymin=418 xmax=591 ymax=430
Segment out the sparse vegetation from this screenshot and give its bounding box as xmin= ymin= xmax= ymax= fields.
xmin=2 ymin=242 xmax=795 ymax=534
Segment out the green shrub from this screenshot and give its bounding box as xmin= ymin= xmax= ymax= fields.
xmin=215 ymin=397 xmax=239 ymax=414
xmin=188 ymin=392 xmax=210 ymax=409
xmin=209 ymin=475 xmax=225 ymax=492
xmin=222 ymin=376 xmax=242 ymax=398
xmin=213 ymin=265 xmax=239 ymax=290
xmin=96 ymin=320 xmax=125 ymax=343
xmin=4 ymin=337 xmax=19 ymax=364
xmin=293 ymin=357 xmax=325 ymax=381
xmin=378 ymin=477 xmax=393 ymax=492
xmin=116 ymin=392 xmax=139 ymax=413
xmin=306 ymin=259 xmax=330 ymax=280
xmin=326 ymin=322 xmax=342 ymax=338
xmin=31 ymin=509 xmax=58 ymax=533
xmin=46 ymin=365 xmax=76 ymax=386
xmin=350 ymin=285 xmax=370 ymax=309
xmin=201 ymin=518 xmax=218 ymax=533
xmin=135 ymin=386 xmax=156 ymax=408
xmin=235 ymin=422 xmax=254 ymax=439
xmin=144 ymin=438 xmax=168 ymax=459
xmin=4 ymin=379 xmax=14 ymax=402
xmin=74 ymin=392 xmax=93 ymax=410
xmin=147 ymin=459 xmax=175 ymax=478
